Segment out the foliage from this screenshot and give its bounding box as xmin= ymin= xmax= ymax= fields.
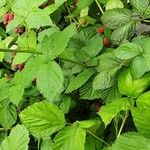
xmin=0 ymin=0 xmax=150 ymax=149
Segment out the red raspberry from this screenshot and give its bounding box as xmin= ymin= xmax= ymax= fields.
xmin=3 ymin=13 xmax=10 ymax=25
xmin=3 ymin=12 xmax=14 ymax=25
xmin=97 ymin=26 xmax=105 ymax=33
xmin=103 ymin=37 xmax=110 ymax=47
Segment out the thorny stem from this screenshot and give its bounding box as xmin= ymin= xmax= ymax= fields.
xmin=117 ymin=111 xmax=128 ymax=139
xmin=95 ymin=0 xmax=104 ymax=14
xmin=0 ymin=48 xmax=85 ymax=66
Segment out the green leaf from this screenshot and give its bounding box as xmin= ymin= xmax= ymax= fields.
xmin=20 ymin=101 xmax=66 ymax=138
xmin=12 ymin=53 xmax=31 ymax=65
xmin=0 ymin=101 xmax=17 ymax=129
xmin=17 ymin=31 xmax=37 ymax=50
xmin=41 ymin=24 xmax=76 ymax=60
xmin=132 ymin=37 xmax=150 ymax=54
xmin=114 ymin=43 xmax=143 ymax=60
xmin=106 ymin=0 xmax=124 ymax=10
xmin=111 ymin=20 xmax=136 ymax=45
xmin=130 ymin=55 xmax=149 ymax=78
xmin=82 ymin=35 xmax=103 ymax=57
xmin=97 ymin=98 xmax=131 ymax=126
xmin=38 ymin=27 xmax=59 ymax=42
xmin=80 ymin=81 xmax=103 ymax=100
xmin=110 ymin=132 xmax=150 ymax=150
xmin=136 ymin=91 xmax=150 ymax=110
xmin=0 ymin=124 xmax=29 ymax=150
xmin=130 ymin=0 xmax=150 ymax=17
xmin=13 ymin=56 xmax=46 ymax=88
xmin=118 ymin=69 xmax=150 ymax=98
xmin=0 ymin=52 xmax=4 ymax=61
xmin=41 ymin=139 xmax=53 ymax=150
xmin=59 ymin=96 xmax=71 ymax=114
xmin=75 ymin=120 xmax=100 ymax=129
xmin=73 ymin=0 xmax=94 ymax=16
xmin=37 ymin=61 xmax=63 ymax=102
xmin=11 ymin=0 xmax=52 ymax=29
xmin=92 ymin=68 xmax=118 ymax=90
xmin=6 ymin=17 xmax=23 ymax=33
xmin=131 ymin=108 xmax=150 ymax=138
xmin=65 ymin=68 xmax=94 ymax=93
xmin=53 ymin=125 xmax=86 ymax=150
xmin=101 ymin=8 xmax=131 ymax=29
xmin=9 ymin=85 xmax=24 ymax=106
xmin=97 ymin=52 xmax=123 ymax=73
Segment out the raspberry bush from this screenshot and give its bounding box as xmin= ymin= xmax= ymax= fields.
xmin=0 ymin=0 xmax=150 ymax=149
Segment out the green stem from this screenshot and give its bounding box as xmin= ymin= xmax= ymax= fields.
xmin=95 ymin=0 xmax=104 ymax=14
xmin=86 ymin=130 xmax=110 ymax=146
xmin=117 ymin=111 xmax=128 ymax=139
xmin=0 ymin=48 xmax=84 ymax=66
xmin=0 ymin=48 xmax=42 ymax=55
xmin=0 ymin=128 xmax=7 ymax=131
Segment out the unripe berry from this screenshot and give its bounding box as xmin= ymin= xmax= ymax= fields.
xmin=97 ymin=26 xmax=105 ymax=33
xmin=79 ymin=18 xmax=87 ymax=25
xmin=103 ymin=37 xmax=110 ymax=47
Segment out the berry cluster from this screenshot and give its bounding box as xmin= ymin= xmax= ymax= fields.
xmin=97 ymin=26 xmax=111 ymax=47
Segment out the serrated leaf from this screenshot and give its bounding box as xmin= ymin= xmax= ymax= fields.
xmin=131 ymin=108 xmax=150 ymax=138
xmin=12 ymin=53 xmax=31 ymax=65
xmin=101 ymin=8 xmax=131 ymax=29
xmin=114 ymin=43 xmax=143 ymax=60
xmin=130 ymin=55 xmax=149 ymax=78
xmin=6 ymin=17 xmax=23 ymax=33
xmin=53 ymin=125 xmax=86 ymax=150
xmin=93 ymin=68 xmax=118 ymax=90
xmin=0 ymin=101 xmax=17 ymax=129
xmin=111 ymin=20 xmax=136 ymax=45
xmin=59 ymin=96 xmax=71 ymax=114
xmin=136 ymin=91 xmax=150 ymax=109
xmin=0 ymin=124 xmax=29 ymax=150
xmin=130 ymin=0 xmax=149 ymax=17
xmin=118 ymin=69 xmax=150 ymax=98
xmin=97 ymin=52 xmax=122 ymax=73
xmin=80 ymin=81 xmax=103 ymax=100
xmin=106 ymin=0 xmax=124 ymax=10
xmin=41 ymin=139 xmax=53 ymax=150
xmin=37 ymin=61 xmax=64 ymax=102
xmin=20 ymin=102 xmax=66 ymax=138
xmin=98 ymin=98 xmax=131 ymax=126
xmin=132 ymin=37 xmax=150 ymax=54
xmin=41 ymin=24 xmax=76 ymax=60
xmin=13 ymin=56 xmax=46 ymax=88
xmin=9 ymin=85 xmax=24 ymax=106
xmin=73 ymin=0 xmax=94 ymax=16
xmin=82 ymin=35 xmax=103 ymax=57
xmin=11 ymin=0 xmax=52 ymax=29
xmin=110 ymin=132 xmax=150 ymax=150
xmin=17 ymin=31 xmax=37 ymax=50
xmin=65 ymin=68 xmax=94 ymax=93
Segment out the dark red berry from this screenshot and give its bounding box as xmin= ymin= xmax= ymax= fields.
xmin=97 ymin=26 xmax=105 ymax=33
xmin=93 ymin=102 xmax=101 ymax=112
xmin=17 ymin=63 xmax=24 ymax=71
xmin=103 ymin=37 xmax=110 ymax=47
